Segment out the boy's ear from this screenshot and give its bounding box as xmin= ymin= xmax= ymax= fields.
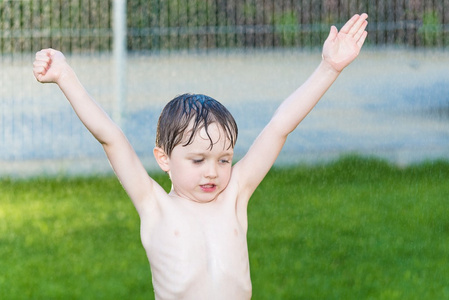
xmin=153 ymin=147 xmax=170 ymax=172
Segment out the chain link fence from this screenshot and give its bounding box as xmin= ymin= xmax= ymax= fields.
xmin=1 ymin=0 xmax=448 ymax=54
xmin=1 ymin=0 xmax=449 ymax=176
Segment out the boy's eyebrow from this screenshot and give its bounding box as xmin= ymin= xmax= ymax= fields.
xmin=220 ymin=151 xmax=234 ymax=156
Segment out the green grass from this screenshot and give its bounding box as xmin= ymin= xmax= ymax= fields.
xmin=1 ymin=156 xmax=449 ymax=299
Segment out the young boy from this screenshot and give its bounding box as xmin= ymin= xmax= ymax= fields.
xmin=33 ymin=14 xmax=368 ymax=300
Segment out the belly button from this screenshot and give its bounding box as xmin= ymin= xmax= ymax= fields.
xmin=174 ymin=230 xmax=180 ymax=237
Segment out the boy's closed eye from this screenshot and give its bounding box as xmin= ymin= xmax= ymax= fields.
xmin=191 ymin=158 xmax=231 ymax=164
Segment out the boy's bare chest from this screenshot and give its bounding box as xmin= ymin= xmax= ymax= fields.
xmin=141 ymin=198 xmax=252 ymax=299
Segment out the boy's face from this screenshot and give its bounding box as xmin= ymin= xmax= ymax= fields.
xmin=166 ymin=122 xmax=234 ymax=203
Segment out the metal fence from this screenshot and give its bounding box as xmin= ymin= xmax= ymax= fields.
xmin=1 ymin=0 xmax=449 ymax=54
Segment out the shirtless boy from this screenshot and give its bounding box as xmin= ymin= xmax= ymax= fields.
xmin=33 ymin=14 xmax=368 ymax=300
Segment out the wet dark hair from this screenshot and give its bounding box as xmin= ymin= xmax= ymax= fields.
xmin=156 ymin=93 xmax=238 ymax=157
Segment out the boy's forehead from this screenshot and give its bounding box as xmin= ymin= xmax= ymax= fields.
xmin=182 ymin=122 xmax=233 ymax=150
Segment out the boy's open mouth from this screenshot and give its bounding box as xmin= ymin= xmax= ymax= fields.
xmin=200 ymin=184 xmax=216 ymax=192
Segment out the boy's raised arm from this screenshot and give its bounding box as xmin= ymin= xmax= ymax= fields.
xmin=33 ymin=49 xmax=157 ymax=215
xmin=233 ymin=14 xmax=368 ymax=200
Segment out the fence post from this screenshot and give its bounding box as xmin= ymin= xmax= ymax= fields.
xmin=113 ymin=0 xmax=127 ymax=128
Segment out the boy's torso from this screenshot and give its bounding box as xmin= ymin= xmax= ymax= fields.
xmin=140 ymin=186 xmax=252 ymax=299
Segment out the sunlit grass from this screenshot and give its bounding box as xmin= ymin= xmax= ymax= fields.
xmin=0 ymin=177 xmax=157 ymax=299
xmin=1 ymin=156 xmax=449 ymax=299
xmin=249 ymin=156 xmax=449 ymax=299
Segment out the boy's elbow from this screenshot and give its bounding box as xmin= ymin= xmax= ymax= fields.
xmin=97 ymin=125 xmax=126 ymax=146
xmin=269 ymin=114 xmax=296 ymax=137
xmin=266 ymin=119 xmax=291 ymax=141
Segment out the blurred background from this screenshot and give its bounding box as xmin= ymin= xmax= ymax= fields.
xmin=1 ymin=0 xmax=448 ymax=177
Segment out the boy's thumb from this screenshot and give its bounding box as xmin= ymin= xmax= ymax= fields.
xmin=326 ymin=25 xmax=338 ymax=41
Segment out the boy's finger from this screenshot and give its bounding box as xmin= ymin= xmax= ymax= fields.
xmin=35 ymin=50 xmax=47 ymax=57
xmin=35 ymin=49 xmax=53 ymax=58
xmin=348 ymin=13 xmax=368 ymax=36
xmin=353 ymin=21 xmax=368 ymax=41
xmin=33 ymin=69 xmax=46 ymax=81
xmin=35 ymin=53 xmax=50 ymax=65
xmin=33 ymin=64 xmax=46 ymax=73
xmin=33 ymin=60 xmax=49 ymax=71
xmin=339 ymin=14 xmax=360 ymax=34
xmin=357 ymin=31 xmax=368 ymax=48
xmin=33 ymin=58 xmax=48 ymax=66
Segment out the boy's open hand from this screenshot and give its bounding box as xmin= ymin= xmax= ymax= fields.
xmin=322 ymin=13 xmax=368 ymax=72
xmin=33 ymin=48 xmax=67 ymax=84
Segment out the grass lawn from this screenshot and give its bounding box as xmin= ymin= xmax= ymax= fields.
xmin=1 ymin=156 xmax=448 ymax=299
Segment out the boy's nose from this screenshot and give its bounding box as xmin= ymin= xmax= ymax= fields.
xmin=204 ymin=162 xmax=218 ymax=178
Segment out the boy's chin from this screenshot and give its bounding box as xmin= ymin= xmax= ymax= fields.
xmin=170 ymin=189 xmax=220 ymax=204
